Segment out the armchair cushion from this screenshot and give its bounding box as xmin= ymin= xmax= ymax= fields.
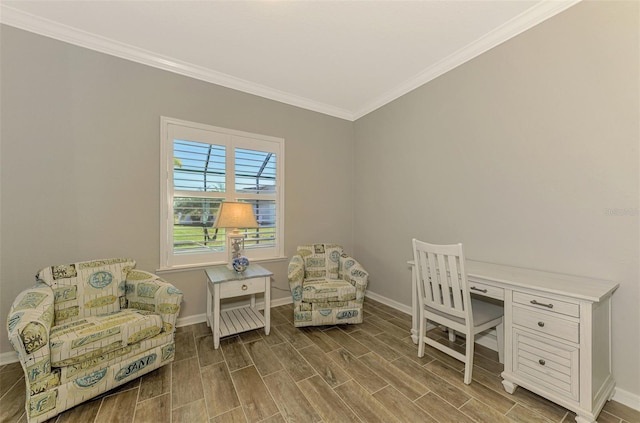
xmin=49 ymin=309 xmax=163 ymax=366
xmin=301 ymin=280 xmax=356 ymax=302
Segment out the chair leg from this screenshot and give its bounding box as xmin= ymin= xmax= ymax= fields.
xmin=496 ymin=321 xmax=505 ymax=364
xmin=448 ymin=328 xmax=456 ymax=343
xmin=464 ymin=333 xmax=475 ymax=384
xmin=418 ymin=313 xmax=425 ymax=358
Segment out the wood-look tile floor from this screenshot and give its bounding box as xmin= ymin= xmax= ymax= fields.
xmin=1 ymin=299 xmax=638 ymax=423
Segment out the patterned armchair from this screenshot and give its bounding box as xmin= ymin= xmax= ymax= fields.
xmin=6 ymin=258 xmax=183 ymax=423
xmin=288 ymin=244 xmax=368 ymax=327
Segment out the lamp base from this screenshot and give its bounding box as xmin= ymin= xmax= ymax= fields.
xmin=226 ymin=233 xmax=245 ymax=270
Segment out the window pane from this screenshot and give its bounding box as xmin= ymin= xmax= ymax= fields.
xmin=239 ymin=199 xmax=276 ymax=249
xmin=173 ymin=197 xmax=224 ymax=253
xmin=174 ymin=140 xmax=226 ymax=192
xmin=235 ymin=148 xmax=276 ymax=193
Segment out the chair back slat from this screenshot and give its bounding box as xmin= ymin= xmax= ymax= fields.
xmin=447 ymin=254 xmax=465 ymax=312
xmin=422 ymin=251 xmax=437 ymax=304
xmin=436 ymin=253 xmax=452 ymax=309
xmin=412 ymin=239 xmax=470 ymax=321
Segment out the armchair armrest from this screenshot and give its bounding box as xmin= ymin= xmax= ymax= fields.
xmin=288 ymin=254 xmax=305 ymax=307
xmin=340 ymin=256 xmax=369 ymax=303
xmin=7 ymin=282 xmax=58 ymax=395
xmin=125 ymin=270 xmax=183 ymax=334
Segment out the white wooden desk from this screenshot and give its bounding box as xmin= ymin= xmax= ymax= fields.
xmin=409 ymin=260 xmax=618 ymax=423
xmin=205 ymin=264 xmax=272 ymax=349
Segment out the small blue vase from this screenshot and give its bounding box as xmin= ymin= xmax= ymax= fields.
xmin=232 ymin=256 xmax=249 ymax=272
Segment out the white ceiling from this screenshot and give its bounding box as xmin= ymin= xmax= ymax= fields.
xmin=1 ymin=0 xmax=580 ymax=120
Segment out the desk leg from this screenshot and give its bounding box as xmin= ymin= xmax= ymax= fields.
xmin=213 ymin=284 xmax=220 ymax=349
xmin=411 ymin=264 xmax=419 ymax=344
xmin=265 ymin=277 xmax=271 ymax=335
xmin=502 ymin=379 xmax=518 ymax=394
xmin=206 ymin=282 xmax=212 ymax=328
xmin=575 ymin=415 xmax=597 ymax=423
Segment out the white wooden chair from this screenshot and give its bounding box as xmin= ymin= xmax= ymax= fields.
xmin=412 ymin=239 xmax=504 ymax=384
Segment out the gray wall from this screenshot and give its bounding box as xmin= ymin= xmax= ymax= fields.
xmin=353 ymin=1 xmax=639 ymax=395
xmin=0 ymin=25 xmax=354 ymax=353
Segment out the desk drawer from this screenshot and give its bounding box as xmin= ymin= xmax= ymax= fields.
xmin=513 ymin=306 xmax=579 ymax=343
xmin=513 ymin=292 xmax=579 ymax=318
xmin=513 ymin=329 xmax=579 ymax=401
xmin=468 ymin=281 xmax=504 ymax=300
xmin=219 ymin=278 xmax=265 ymax=298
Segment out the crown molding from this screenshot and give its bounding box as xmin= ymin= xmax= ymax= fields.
xmin=352 ymin=0 xmax=582 ymax=120
xmin=1 ymin=1 xmax=579 ymax=122
xmin=0 ymin=4 xmax=355 ymax=121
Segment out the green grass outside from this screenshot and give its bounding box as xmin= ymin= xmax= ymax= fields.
xmin=173 ymin=225 xmax=275 ymax=251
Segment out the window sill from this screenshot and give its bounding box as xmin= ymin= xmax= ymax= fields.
xmin=156 ymin=256 xmax=289 ymax=274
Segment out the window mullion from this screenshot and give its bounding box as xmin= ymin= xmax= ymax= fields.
xmin=234 ymin=193 xmax=276 ymax=201
xmin=173 ymin=190 xmax=225 ymax=199
xmin=227 ymin=145 xmax=236 ymax=201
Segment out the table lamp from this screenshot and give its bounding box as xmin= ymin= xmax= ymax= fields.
xmin=213 ymin=202 xmax=259 ymax=271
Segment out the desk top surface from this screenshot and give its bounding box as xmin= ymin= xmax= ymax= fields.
xmin=467 ymin=260 xmax=618 ymax=302
xmin=409 ymin=259 xmax=619 ymax=303
xmin=205 ymin=263 xmax=273 ymax=283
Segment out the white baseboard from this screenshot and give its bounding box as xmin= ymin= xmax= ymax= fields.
xmin=176 ymin=313 xmax=207 ymax=327
xmin=0 ymin=350 xmax=19 ymax=366
xmin=475 ymin=330 xmax=499 ymax=351
xmin=271 ymin=296 xmax=294 ymax=308
xmin=612 ymin=387 xmax=640 ymax=412
xmin=364 ymin=290 xmax=412 ymax=314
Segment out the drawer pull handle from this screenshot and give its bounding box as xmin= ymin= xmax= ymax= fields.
xmin=538 ymin=359 xmax=546 ymax=366
xmin=530 ymin=300 xmax=553 ymax=309
xmin=242 ymin=284 xmax=248 ymax=291
xmin=470 ymin=287 xmax=488 ymax=293
xmin=537 ymin=321 xmax=545 ymax=327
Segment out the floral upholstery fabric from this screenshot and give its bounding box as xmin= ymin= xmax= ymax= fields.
xmin=288 ymin=244 xmax=368 ymax=327
xmin=7 ymin=258 xmax=182 ymax=423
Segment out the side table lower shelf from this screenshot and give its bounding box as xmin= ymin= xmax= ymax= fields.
xmin=218 ymin=307 xmax=266 ymax=338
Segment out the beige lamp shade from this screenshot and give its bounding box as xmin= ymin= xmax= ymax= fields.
xmin=213 ymin=202 xmax=259 ymax=230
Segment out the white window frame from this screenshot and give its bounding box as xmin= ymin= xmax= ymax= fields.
xmin=160 ymin=117 xmax=284 ymax=270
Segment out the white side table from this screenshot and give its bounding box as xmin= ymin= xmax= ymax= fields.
xmin=205 ymin=263 xmax=273 ymax=348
